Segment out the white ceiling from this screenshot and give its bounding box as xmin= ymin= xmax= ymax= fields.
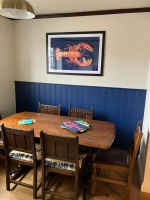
xmin=28 ymin=0 xmax=150 ymax=15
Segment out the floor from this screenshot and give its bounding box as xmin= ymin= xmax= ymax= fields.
xmin=0 ymin=159 xmax=150 ymax=200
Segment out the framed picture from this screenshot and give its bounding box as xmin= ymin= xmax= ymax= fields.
xmin=46 ymin=31 xmax=105 ymax=75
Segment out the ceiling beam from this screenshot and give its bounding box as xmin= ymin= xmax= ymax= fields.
xmin=34 ymin=7 xmax=150 ymax=19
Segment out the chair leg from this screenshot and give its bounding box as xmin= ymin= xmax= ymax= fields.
xmin=33 ymin=165 xmax=37 ymax=199
xmin=5 ymin=159 xmax=10 ymax=191
xmin=74 ymin=174 xmax=78 ymax=200
xmin=83 ymin=185 xmax=87 ymax=200
xmin=82 ymin=154 xmax=91 ymax=187
xmin=42 ymin=165 xmax=45 ymax=200
xmin=91 ymin=165 xmax=97 ymax=196
xmin=126 ymin=174 xmax=132 ymax=200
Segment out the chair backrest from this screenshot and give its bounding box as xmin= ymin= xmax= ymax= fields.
xmin=1 ymin=124 xmax=36 ymax=161
xmin=128 ymin=121 xmax=143 ymax=172
xmin=38 ymin=102 xmax=61 ymax=115
xmin=40 ymin=131 xmax=79 ymax=170
xmin=68 ymin=106 xmax=93 ymax=120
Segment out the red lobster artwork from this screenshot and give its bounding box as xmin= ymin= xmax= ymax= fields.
xmin=55 ymin=42 xmax=93 ymax=67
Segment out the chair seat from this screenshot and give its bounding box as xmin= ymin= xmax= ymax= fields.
xmin=95 ymin=148 xmax=129 ymax=167
xmin=45 ymin=153 xmax=87 ymax=171
xmin=9 ymin=143 xmax=41 ymax=161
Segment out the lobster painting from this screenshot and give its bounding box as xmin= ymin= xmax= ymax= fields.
xmin=55 ymin=42 xmax=93 ymax=67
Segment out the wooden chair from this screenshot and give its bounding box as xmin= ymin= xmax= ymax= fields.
xmin=1 ymin=124 xmax=41 ymax=199
xmin=68 ymin=106 xmax=94 ymax=168
xmin=0 ymin=114 xmax=5 ymax=159
xmin=68 ymin=106 xmax=93 ymax=121
xmin=40 ymin=131 xmax=89 ymax=200
xmin=91 ymin=121 xmax=143 ymax=200
xmin=38 ymin=102 xmax=61 ymax=115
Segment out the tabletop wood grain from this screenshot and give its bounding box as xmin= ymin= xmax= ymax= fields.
xmin=0 ymin=112 xmax=115 ymax=149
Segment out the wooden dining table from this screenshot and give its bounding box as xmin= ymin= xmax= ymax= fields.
xmin=0 ymin=112 xmax=115 ymax=150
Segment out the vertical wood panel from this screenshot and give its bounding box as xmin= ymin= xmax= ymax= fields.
xmin=77 ymin=86 xmax=84 ymax=108
xmin=60 ymin=85 xmax=67 ymax=115
xmin=50 ymin=84 xmax=56 ymax=105
xmin=89 ymin=87 xmax=96 ymax=110
xmin=126 ymin=89 xmax=137 ymax=145
xmin=34 ymin=83 xmax=40 ymax=112
xmin=107 ymin=88 xmax=116 ymax=122
xmin=44 ymin=84 xmax=50 ymax=104
xmin=66 ymin=85 xmax=72 ymax=109
xmin=134 ymin=90 xmax=146 ymax=124
xmin=29 ymin=82 xmax=35 ymax=112
xmin=39 ymin=83 xmax=45 ymax=106
xmin=71 ymin=85 xmax=78 ymax=107
xmin=83 ymin=86 xmax=90 ymax=109
xmin=101 ymin=87 xmax=109 ymax=121
xmin=55 ymin=84 xmax=61 ymax=106
xmin=15 ymin=81 xmax=146 ymax=150
xmin=15 ymin=82 xmax=30 ymax=112
xmin=120 ymin=89 xmax=131 ymax=149
xmin=94 ymin=87 xmax=103 ymax=120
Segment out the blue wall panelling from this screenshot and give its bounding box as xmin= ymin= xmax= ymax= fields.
xmin=15 ymin=81 xmax=146 ymax=150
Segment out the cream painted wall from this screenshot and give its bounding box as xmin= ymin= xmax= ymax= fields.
xmin=14 ymin=13 xmax=150 ymax=89
xmin=0 ymin=17 xmax=16 ymax=118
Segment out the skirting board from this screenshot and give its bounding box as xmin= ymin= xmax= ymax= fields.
xmin=137 ymin=155 xmax=144 ymax=186
xmin=137 ymin=155 xmax=150 ymax=193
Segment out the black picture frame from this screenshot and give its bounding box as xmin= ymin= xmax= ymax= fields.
xmin=46 ymin=31 xmax=105 ymax=75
